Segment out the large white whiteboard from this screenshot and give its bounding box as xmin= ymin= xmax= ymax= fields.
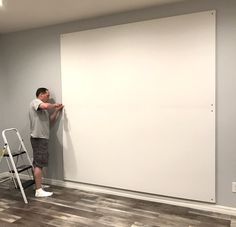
xmin=61 ymin=11 xmax=215 ymax=202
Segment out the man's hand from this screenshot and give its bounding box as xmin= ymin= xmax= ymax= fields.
xmin=55 ymin=104 xmax=64 ymax=111
xmin=50 ymin=104 xmax=64 ymax=122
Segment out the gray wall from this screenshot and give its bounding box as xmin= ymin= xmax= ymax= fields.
xmin=0 ymin=40 xmax=7 ymax=144
xmin=0 ymin=38 xmax=8 ymax=171
xmin=0 ymin=41 xmax=4 ymax=141
xmin=0 ymin=41 xmax=4 ymax=128
xmin=0 ymin=0 xmax=236 ymax=207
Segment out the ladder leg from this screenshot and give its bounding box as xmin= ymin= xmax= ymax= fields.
xmin=6 ymin=158 xmax=17 ymax=188
xmin=7 ymin=152 xmax=28 ymax=203
xmin=6 ymin=152 xmax=29 ymax=203
xmin=14 ymin=170 xmax=28 ymax=204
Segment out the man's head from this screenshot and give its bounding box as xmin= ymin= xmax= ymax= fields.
xmin=36 ymin=87 xmax=50 ymax=102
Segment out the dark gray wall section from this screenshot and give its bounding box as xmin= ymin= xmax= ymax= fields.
xmin=0 ymin=39 xmax=8 ymax=170
xmin=0 ymin=0 xmax=236 ymax=207
xmin=0 ymin=42 xmax=7 ymax=143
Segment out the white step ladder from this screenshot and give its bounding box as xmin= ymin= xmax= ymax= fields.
xmin=1 ymin=128 xmax=35 ymax=204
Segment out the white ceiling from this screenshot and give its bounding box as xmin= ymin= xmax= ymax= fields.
xmin=0 ymin=0 xmax=185 ymax=34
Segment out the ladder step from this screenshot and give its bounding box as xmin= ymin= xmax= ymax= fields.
xmin=21 ymin=179 xmax=35 ymax=189
xmin=4 ymin=150 xmax=26 ymax=157
xmin=9 ymin=165 xmax=33 ymax=174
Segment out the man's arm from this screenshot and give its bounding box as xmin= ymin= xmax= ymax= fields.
xmin=38 ymin=102 xmax=64 ymax=122
xmin=49 ymin=104 xmax=64 ymax=122
xmin=39 ymin=102 xmax=62 ymax=110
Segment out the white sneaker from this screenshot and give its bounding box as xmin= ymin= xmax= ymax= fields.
xmin=35 ymin=188 xmax=53 ymax=198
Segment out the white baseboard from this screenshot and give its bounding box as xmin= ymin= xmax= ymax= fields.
xmin=43 ymin=177 xmax=236 ymax=217
xmin=1 ymin=172 xmax=236 ymax=216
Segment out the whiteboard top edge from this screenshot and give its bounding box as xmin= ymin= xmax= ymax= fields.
xmin=60 ymin=9 xmax=216 ymax=38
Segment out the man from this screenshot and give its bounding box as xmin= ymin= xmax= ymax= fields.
xmin=29 ymin=87 xmax=63 ymax=197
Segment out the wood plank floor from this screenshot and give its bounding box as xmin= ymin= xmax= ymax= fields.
xmin=0 ymin=181 xmax=235 ymax=227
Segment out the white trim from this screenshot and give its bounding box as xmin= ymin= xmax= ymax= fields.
xmin=2 ymin=172 xmax=236 ymax=216
xmin=44 ymin=177 xmax=236 ymax=216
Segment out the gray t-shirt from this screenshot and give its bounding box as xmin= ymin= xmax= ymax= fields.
xmin=29 ymin=99 xmax=50 ymax=139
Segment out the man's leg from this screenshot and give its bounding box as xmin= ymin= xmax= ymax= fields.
xmin=31 ymin=137 xmax=53 ymax=197
xmin=34 ymin=166 xmax=53 ymax=197
xmin=34 ymin=166 xmax=42 ymax=190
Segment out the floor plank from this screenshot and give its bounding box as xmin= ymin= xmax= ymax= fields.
xmin=0 ymin=181 xmax=234 ymax=226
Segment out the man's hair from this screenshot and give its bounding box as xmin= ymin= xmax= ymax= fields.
xmin=36 ymin=87 xmax=48 ymax=97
